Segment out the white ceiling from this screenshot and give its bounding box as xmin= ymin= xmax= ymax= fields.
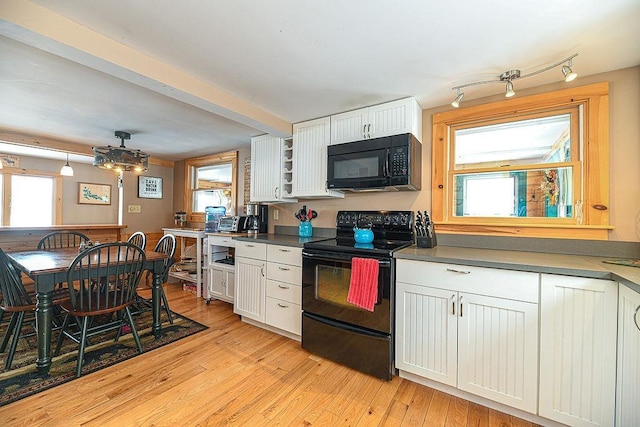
xmin=0 ymin=0 xmax=639 ymax=162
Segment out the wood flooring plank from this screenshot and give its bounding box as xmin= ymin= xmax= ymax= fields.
xmin=355 ymin=375 xmax=403 ymax=426
xmin=424 ymin=389 xmax=452 ymax=426
xmin=400 ymin=382 xmax=434 ymax=426
xmin=445 ymin=396 xmax=470 ymax=427
xmin=467 ymin=401 xmax=490 ymax=427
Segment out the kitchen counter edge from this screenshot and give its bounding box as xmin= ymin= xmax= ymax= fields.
xmin=395 ymin=245 xmax=640 ymax=292
xmin=232 ymin=233 xmax=329 ymax=248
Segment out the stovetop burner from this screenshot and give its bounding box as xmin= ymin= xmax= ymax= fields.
xmin=304 ymin=210 xmax=414 ymax=257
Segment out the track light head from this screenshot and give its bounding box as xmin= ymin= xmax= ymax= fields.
xmin=562 ymin=64 xmax=577 ymax=82
xmin=451 ymin=91 xmax=464 ymax=108
xmin=505 ymin=80 xmax=516 ymax=98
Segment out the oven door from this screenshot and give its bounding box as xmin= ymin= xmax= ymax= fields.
xmin=302 ymin=249 xmax=392 ymax=334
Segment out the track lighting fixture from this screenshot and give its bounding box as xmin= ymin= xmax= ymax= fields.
xmin=451 ymin=53 xmax=578 ymax=108
xmin=60 ymin=153 xmax=74 ymax=176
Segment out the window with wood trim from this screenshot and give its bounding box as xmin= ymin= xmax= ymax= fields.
xmin=432 ymin=82 xmax=610 ymax=240
xmin=184 ymin=151 xmax=238 ymax=222
xmin=1 ymin=170 xmax=62 ymax=226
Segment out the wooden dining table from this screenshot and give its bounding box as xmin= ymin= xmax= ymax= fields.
xmin=6 ymin=247 xmax=170 ymax=375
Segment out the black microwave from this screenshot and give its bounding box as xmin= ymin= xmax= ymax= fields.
xmin=327 ymin=133 xmax=421 ymax=191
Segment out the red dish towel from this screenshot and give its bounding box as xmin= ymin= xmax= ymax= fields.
xmin=347 ymin=257 xmax=379 ymax=312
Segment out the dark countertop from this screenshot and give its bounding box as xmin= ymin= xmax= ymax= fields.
xmin=395 ymin=245 xmax=640 ymax=292
xmin=232 ymin=233 xmax=330 ymax=248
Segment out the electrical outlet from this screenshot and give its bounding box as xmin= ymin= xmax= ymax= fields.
xmin=273 ymin=209 xmax=279 ymax=220
xmin=128 ymin=205 xmax=141 ymax=213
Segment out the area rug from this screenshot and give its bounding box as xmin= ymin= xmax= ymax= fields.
xmin=0 ymin=309 xmax=208 ymax=407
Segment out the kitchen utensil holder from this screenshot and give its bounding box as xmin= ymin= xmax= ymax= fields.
xmin=416 ymin=233 xmax=437 ymax=248
xmin=298 ymin=221 xmax=312 ymax=238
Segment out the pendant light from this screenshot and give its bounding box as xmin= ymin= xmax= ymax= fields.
xmin=93 ymin=131 xmax=149 ymax=173
xmin=60 ymin=153 xmax=74 ymax=176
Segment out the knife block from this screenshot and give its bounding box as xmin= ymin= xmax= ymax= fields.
xmin=416 ymin=233 xmax=437 ymax=248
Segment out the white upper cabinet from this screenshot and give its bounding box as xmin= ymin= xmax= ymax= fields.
xmin=330 ymin=97 xmax=422 ymax=145
xmin=250 ymin=134 xmax=296 ymax=203
xmin=292 ymin=117 xmax=344 ymax=199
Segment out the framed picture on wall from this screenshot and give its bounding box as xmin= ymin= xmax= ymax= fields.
xmin=78 ymin=183 xmax=111 ymax=205
xmin=138 ymin=176 xmax=163 ymax=199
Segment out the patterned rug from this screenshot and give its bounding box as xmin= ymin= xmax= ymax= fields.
xmin=0 ymin=308 xmax=208 ymax=407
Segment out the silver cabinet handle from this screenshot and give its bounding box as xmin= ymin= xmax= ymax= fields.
xmin=246 ymin=244 xmax=255 ymax=247
xmin=274 ymin=186 xmax=279 ymax=198
xmin=447 ymin=268 xmax=471 ymax=274
xmin=260 ymin=265 xmax=265 ymax=277
xmin=278 ymin=284 xmax=290 ymax=289
xmin=278 ymin=266 xmax=290 ymax=271
xmin=459 ymin=296 xmax=463 ymax=317
xmin=277 ymin=303 xmax=289 ymax=308
xmin=367 ymin=123 xmax=371 ymax=138
xmin=634 ymin=305 xmax=640 ymax=332
xmin=279 ymin=248 xmax=291 ymax=253
xmin=362 ymin=124 xmax=366 ymax=138
xmin=451 ymin=294 xmax=456 ymax=315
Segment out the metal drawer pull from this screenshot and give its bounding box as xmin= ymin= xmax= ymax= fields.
xmin=451 ymin=294 xmax=456 ymax=315
xmin=277 ymin=303 xmax=289 ymax=308
xmin=446 ymin=268 xmax=471 ymax=274
xmin=279 ymin=248 xmax=291 ymax=252
xmin=260 ymin=265 xmax=265 ymax=277
xmin=459 ymin=296 xmax=463 ymax=317
xmin=278 ymin=285 xmax=290 ymax=289
xmin=634 ymin=305 xmax=640 ymax=332
xmin=246 ymin=244 xmax=255 ymax=247
xmin=278 ymin=266 xmax=290 ymax=271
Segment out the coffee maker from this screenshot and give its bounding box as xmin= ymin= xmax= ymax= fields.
xmin=245 ymin=203 xmax=268 ymax=234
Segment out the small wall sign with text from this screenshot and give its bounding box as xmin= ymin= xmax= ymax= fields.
xmin=138 ymin=176 xmax=163 ymax=199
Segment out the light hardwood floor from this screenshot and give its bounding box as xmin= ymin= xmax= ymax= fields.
xmin=0 ymin=283 xmax=540 ymax=426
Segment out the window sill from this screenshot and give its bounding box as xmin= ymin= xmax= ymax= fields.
xmin=434 ymin=222 xmax=614 ymax=240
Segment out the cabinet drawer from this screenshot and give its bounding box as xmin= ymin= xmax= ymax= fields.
xmin=235 ymin=241 xmax=267 ymax=260
xmin=266 ymin=279 xmax=301 ymax=304
xmin=266 ymin=297 xmax=301 ymax=335
xmin=396 ymin=259 xmax=538 ymax=303
xmin=208 ymin=235 xmax=236 ymax=247
xmin=267 ymin=262 xmax=301 ymax=285
xmin=267 ymin=245 xmax=302 ymax=266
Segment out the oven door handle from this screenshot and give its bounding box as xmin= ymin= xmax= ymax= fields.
xmin=302 ymin=251 xmax=391 ymax=266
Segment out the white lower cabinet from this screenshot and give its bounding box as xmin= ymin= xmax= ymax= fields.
xmin=265 ymin=245 xmax=302 ymax=336
xmin=234 ymin=242 xmax=267 ymax=322
xmin=234 ymin=242 xmax=302 ymax=338
xmin=208 ymin=266 xmax=235 ymax=303
xmin=396 ymin=260 xmax=539 ymax=414
xmin=616 ymin=284 xmax=640 ymax=427
xmin=539 ymin=274 xmax=618 ymax=427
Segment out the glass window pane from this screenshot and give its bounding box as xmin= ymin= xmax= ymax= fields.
xmin=453 ymin=167 xmax=573 ymax=218
xmin=454 ymin=114 xmax=571 ymax=169
xmin=193 ymin=189 xmax=232 ymax=213
xmin=11 ymin=175 xmax=54 ymax=226
xmin=194 ymin=164 xmax=232 ymax=190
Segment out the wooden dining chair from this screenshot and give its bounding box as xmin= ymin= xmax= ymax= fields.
xmin=127 ymin=231 xmax=146 ymax=250
xmin=37 ymin=231 xmax=91 ymax=250
xmin=136 ymin=234 xmax=176 ymax=324
xmin=54 ymin=242 xmax=146 ymax=377
xmin=0 ymin=248 xmax=67 ymax=370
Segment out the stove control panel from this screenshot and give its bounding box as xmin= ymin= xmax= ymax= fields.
xmin=336 ymin=210 xmax=413 ymax=231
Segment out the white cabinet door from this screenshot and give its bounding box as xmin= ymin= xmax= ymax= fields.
xmin=208 ymin=267 xmax=224 ymax=300
xmin=330 ymin=108 xmax=368 ymax=145
xmin=250 ymin=134 xmax=288 ymax=202
xmin=396 ymin=281 xmax=457 ymax=387
xmin=617 ymin=284 xmax=640 ymax=427
xmin=207 ymin=266 xmax=234 ymax=303
xmin=329 ymin=97 xmax=422 ymax=144
xmin=292 ymin=117 xmax=343 ymax=198
xmin=233 ymin=256 xmax=266 ymax=322
xmin=367 ymin=97 xmax=422 ymax=142
xmin=457 ymin=292 xmax=539 ymax=413
xmin=539 ymin=274 xmax=617 ymax=427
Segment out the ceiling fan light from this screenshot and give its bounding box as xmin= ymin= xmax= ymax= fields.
xmin=93 ymin=131 xmax=149 ymax=173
